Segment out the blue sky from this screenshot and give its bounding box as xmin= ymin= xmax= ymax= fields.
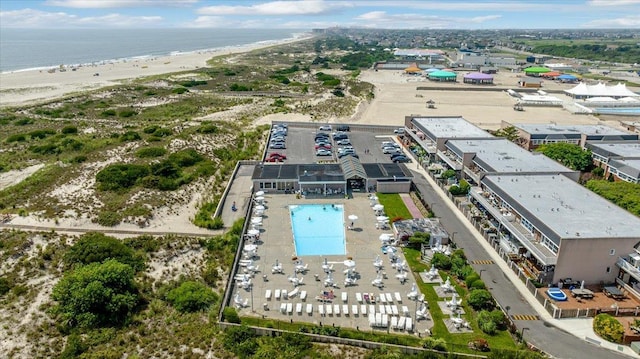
xmin=1 ymin=0 xmax=639 ymax=29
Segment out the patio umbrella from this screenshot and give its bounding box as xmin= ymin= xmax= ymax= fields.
xmin=372 ymin=204 xmax=384 ymax=211
xmin=343 ymin=259 xmax=356 ymax=268
xmin=255 ymin=191 xmax=265 ymax=197
xmin=255 ymin=196 xmax=265 ymax=202
xmin=348 ymin=214 xmax=358 ymax=222
xmin=376 ymin=216 xmax=389 ymax=222
xmin=379 ymin=233 xmax=393 ymax=242
xmin=248 ymin=229 xmax=260 ymax=236
xmin=251 ymin=217 xmax=262 ymax=225
xmin=243 ymin=244 xmax=257 ymax=252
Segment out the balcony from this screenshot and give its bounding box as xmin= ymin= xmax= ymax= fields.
xmin=470 ymin=187 xmax=557 ymax=266
xmin=617 ymin=256 xmax=640 ymax=282
xmin=405 ymin=130 xmax=437 ymax=154
xmin=437 ymin=152 xmax=463 ymax=171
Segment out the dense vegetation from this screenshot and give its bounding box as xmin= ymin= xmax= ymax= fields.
xmin=536 ymin=143 xmax=592 ymax=171
xmin=585 ymin=180 xmax=640 ymax=216
xmin=593 ymin=314 xmax=625 ymax=344
xmin=528 ymin=43 xmax=640 ymax=64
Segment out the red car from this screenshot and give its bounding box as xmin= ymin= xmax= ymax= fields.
xmin=314 ymin=143 xmax=332 ymax=150
xmin=266 ymin=153 xmax=287 ymax=162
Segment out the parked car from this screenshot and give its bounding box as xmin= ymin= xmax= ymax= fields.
xmin=392 ymin=155 xmax=410 ymax=163
xmin=315 ymin=143 xmax=332 ymax=150
xmin=336 ymin=138 xmax=351 ymax=145
xmin=315 ymin=139 xmax=331 ymax=146
xmin=338 ymin=146 xmax=354 ymax=153
xmin=338 ymin=152 xmax=359 ymax=159
xmin=315 ymin=134 xmax=330 ymax=141
xmin=333 ymin=132 xmax=348 ymax=140
xmin=269 ymin=142 xmax=286 ymax=149
xmin=383 ymin=147 xmax=402 ymax=154
xmin=336 ymin=125 xmax=350 ymax=132
xmin=380 ymin=141 xmax=398 ymax=148
xmin=319 ymin=125 xmax=332 ymax=131
xmin=271 ymin=135 xmax=285 ymax=142
xmin=316 ymin=148 xmax=332 ymax=156
xmin=268 ymin=152 xmax=287 ymax=160
xmin=394 ymin=128 xmax=405 ymax=135
xmin=390 ymin=153 xmax=407 ymax=160
xmin=265 ymin=155 xmax=285 ymax=162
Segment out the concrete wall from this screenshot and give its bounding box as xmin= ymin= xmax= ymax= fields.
xmin=555 ymin=237 xmax=639 ymax=285
xmin=377 ymin=180 xmax=411 ymax=193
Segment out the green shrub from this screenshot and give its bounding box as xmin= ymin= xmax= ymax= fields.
xmin=118 ymin=109 xmax=137 ymax=118
xmin=222 ymin=325 xmax=258 ymax=358
xmin=6 ymin=133 xmax=27 ymax=142
xmin=441 ymin=169 xmax=456 ymax=179
xmin=477 ymin=310 xmax=497 ymax=335
xmin=120 ymin=131 xmax=141 ymax=142
xmin=422 ymin=337 xmax=447 ymax=351
xmin=13 ymin=117 xmax=34 ymax=126
xmin=172 ymin=87 xmax=188 ymax=94
xmin=31 ymin=143 xmax=60 ymax=155
xmin=593 ymin=313 xmax=624 ymax=343
xmin=168 ymin=148 xmax=204 ymax=167
xmin=143 ymin=125 xmax=159 ymax=134
xmin=465 ymin=274 xmax=480 ymax=288
xmin=431 ymin=252 xmax=452 ymax=270
xmin=95 ymin=211 xmax=123 ymax=227
xmin=64 ymin=232 xmax=145 ymax=271
xmin=61 ymin=126 xmax=78 ymax=134
xmin=198 ymin=124 xmax=219 ymax=134
xmin=96 ymin=164 xmax=150 ymax=190
xmin=229 ymin=83 xmax=251 ymax=91
xmin=180 ymin=80 xmax=207 ymax=87
xmin=469 ymin=279 xmax=486 ymax=290
xmin=69 ymin=155 xmax=88 ymax=163
xmin=408 ymin=232 xmax=430 ymax=250
xmin=136 ymin=147 xmax=167 ymax=158
xmin=592 ymin=167 xmax=605 ymax=177
xmin=223 ymin=307 xmax=241 ymax=323
xmin=152 ymin=127 xmax=172 ymax=137
xmin=166 ymin=281 xmax=217 ymax=313
xmin=52 ymin=260 xmax=139 ymax=328
xmin=101 ymin=109 xmax=117 ymax=117
xmin=0 ymin=277 xmax=11 ymax=296
xmin=468 ymin=289 xmax=495 ymax=311
xmin=28 ymin=129 xmax=56 ymax=139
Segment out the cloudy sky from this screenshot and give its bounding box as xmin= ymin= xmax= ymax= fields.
xmin=1 ymin=0 xmax=639 ymax=29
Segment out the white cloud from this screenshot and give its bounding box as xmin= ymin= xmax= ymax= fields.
xmin=350 ymin=1 xmax=575 ymax=12
xmin=0 ymin=8 xmax=163 ymax=28
xmin=587 ymin=0 xmax=640 ymax=6
xmin=45 ymin=0 xmax=198 ymax=8
xmin=470 ymin=15 xmax=502 ymax=23
xmin=197 ymin=0 xmax=351 ymax=16
xmin=583 ymin=15 xmax=640 ymax=28
xmin=354 ymin=10 xmax=502 ymax=28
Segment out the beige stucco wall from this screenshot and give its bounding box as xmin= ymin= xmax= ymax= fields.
xmin=555 ymin=237 xmax=639 ymax=285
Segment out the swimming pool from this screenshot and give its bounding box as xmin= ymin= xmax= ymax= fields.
xmin=290 ymin=204 xmax=346 ymax=256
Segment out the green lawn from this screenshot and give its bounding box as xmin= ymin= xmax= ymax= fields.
xmin=376 ymin=193 xmax=413 ymax=220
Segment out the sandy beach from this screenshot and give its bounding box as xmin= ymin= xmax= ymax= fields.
xmin=0 ymin=35 xmax=312 ymax=107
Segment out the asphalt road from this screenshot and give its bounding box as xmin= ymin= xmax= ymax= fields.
xmin=410 ymin=171 xmax=629 ymax=359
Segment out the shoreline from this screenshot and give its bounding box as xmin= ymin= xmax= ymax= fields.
xmin=0 ymin=34 xmax=315 ymax=107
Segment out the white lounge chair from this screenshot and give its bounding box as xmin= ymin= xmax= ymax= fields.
xmin=391 ymin=316 xmax=398 ymax=330
xmin=398 ymin=316 xmax=406 ymax=330
xmin=341 ymin=292 xmax=348 ymax=302
xmin=265 ymin=289 xmax=272 ymax=300
xmin=405 ymin=317 xmax=413 ymax=332
xmin=280 ymin=303 xmax=287 ymax=313
xmin=288 ymin=287 xmax=299 ymax=299
xmin=356 ymin=292 xmax=363 ymax=303
xmin=319 ymin=304 xmax=324 ymax=315
xmin=394 ymin=292 xmax=402 ymax=303
xmin=385 ymin=293 xmax=393 ymax=303
xmin=282 ymin=289 xmax=288 ymax=299
xmin=402 ymin=305 xmax=409 ymax=316
xmin=369 ymin=304 xmax=375 ymax=315
xmin=361 ymin=304 xmax=367 ymax=315
xmin=343 ymin=304 xmax=349 ymax=316
xmin=275 ymin=289 xmax=281 ymax=300
xmin=296 ymin=303 xmax=302 ymax=314
xmin=379 ymin=305 xmax=386 ymax=315
xmin=381 ymin=314 xmax=388 ymax=328
xmin=352 ymin=304 xmax=358 ymax=316
xmin=287 ymin=303 xmax=293 ymax=314
xmin=368 ymin=313 xmax=376 ymax=327
xmin=375 ymin=313 xmax=382 ymax=327
xmin=300 ymin=290 xmax=307 ymax=301
xmin=334 ymin=304 xmax=340 ymax=315
xmin=385 ymin=305 xmax=392 ymax=315
xmin=391 ymin=305 xmax=399 ymax=316
xmin=379 ymin=293 xmax=387 ymax=303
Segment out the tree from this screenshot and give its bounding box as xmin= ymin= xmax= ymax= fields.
xmin=493 ymin=126 xmax=520 ymax=142
xmin=223 ymin=307 xmax=240 ymax=323
xmin=536 ymin=143 xmax=592 ymax=171
xmin=52 ymin=260 xmax=139 ymax=328
xmin=593 ymin=313 xmax=624 ymax=343
xmin=408 ymin=231 xmax=430 ymax=250
xmin=477 ymin=310 xmax=497 ymax=334
xmin=468 ymin=289 xmax=495 ymax=311
xmin=166 ymin=281 xmax=217 ymax=313
xmin=64 ymin=232 xmax=145 ymax=272
xmin=430 ymin=252 xmax=452 ymax=270
xmin=223 ymin=325 xmax=258 ymax=358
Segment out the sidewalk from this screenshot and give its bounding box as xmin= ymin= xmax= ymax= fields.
xmin=412 ymin=161 xmax=639 ymax=358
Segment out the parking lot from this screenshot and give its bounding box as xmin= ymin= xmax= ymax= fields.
xmin=265 ymin=123 xmax=407 ymax=165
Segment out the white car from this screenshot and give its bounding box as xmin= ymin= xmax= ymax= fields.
xmin=336 ymin=139 xmax=351 ymax=145
xmin=380 ymin=141 xmax=398 ymax=148
xmin=316 ymin=148 xmax=332 ymax=156
xmin=394 ymin=128 xmax=405 ymax=134
xmin=383 ymin=147 xmax=401 ymax=154
xmin=338 ymin=146 xmax=354 ymax=153
xmin=319 ymin=125 xmax=332 ymax=131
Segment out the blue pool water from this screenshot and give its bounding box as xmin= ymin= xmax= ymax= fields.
xmin=290 ymin=204 xmax=346 ymax=256
xmin=594 ymin=107 xmax=640 ymax=115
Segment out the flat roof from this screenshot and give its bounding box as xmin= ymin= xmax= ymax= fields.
xmin=587 ymin=141 xmax=640 ymax=159
xmin=482 ymin=174 xmax=640 ymax=242
xmin=515 ymin=123 xmax=632 ymax=137
xmin=412 ymin=116 xmax=491 ymax=140
xmin=610 ymin=159 xmax=640 ymax=178
xmin=447 ymin=138 xmax=574 ymax=174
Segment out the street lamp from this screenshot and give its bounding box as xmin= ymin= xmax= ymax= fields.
xmin=520 ymin=327 xmax=529 ymax=343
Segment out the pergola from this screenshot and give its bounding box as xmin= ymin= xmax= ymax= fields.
xmin=463 ymin=72 xmax=494 ymax=85
xmin=428 ymin=70 xmax=457 ymax=82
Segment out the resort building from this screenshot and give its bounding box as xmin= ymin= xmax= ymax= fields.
xmin=509 ymin=123 xmax=639 ymax=150
xmin=586 ymin=141 xmax=640 ymax=183
xmin=442 ymin=138 xmax=580 ymax=183
xmin=564 ymin=82 xmax=640 ymax=100
xmin=469 ymin=173 xmax=640 ymax=285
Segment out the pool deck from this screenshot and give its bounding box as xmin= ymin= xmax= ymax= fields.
xmin=232 ymin=192 xmax=434 ymax=335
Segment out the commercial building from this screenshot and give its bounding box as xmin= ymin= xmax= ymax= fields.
xmin=510 ymin=123 xmax=638 ymax=150
xmin=586 ymin=141 xmax=640 ymax=183
xmin=470 ymin=174 xmax=640 ymax=285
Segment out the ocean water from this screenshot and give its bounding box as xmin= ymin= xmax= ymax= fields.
xmin=0 ymin=28 xmax=307 ymax=73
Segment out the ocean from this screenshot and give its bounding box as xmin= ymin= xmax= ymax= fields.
xmin=0 ymin=28 xmax=308 ymax=73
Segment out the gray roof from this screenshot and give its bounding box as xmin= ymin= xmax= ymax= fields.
xmin=411 ymin=116 xmax=492 ymax=140
xmin=447 ymin=138 xmax=574 ymax=174
xmin=340 ymin=155 xmax=366 ymax=180
xmin=609 ymin=159 xmax=640 ymax=179
xmin=586 ymin=141 xmax=640 ymax=159
xmin=515 ymin=123 xmax=634 ymax=137
xmin=482 ymin=174 xmax=640 ymax=242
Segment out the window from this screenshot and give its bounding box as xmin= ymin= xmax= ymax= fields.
xmin=521 ymin=217 xmax=534 ymax=234
xmin=610 ymin=249 xmax=616 ymax=256
xmin=606 ymin=266 xmax=611 ymax=273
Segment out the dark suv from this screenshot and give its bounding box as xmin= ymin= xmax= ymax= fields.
xmin=336 ymin=125 xmax=350 ymax=132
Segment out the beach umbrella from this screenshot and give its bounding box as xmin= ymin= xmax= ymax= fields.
xmin=373 ymin=204 xmax=384 ymax=211
xmin=251 ymin=217 xmax=262 ymax=225
xmin=243 ymin=244 xmax=257 ymax=252
xmin=248 ymin=229 xmax=260 ymax=236
xmin=379 ymin=233 xmax=393 ymax=242
xmin=254 ymin=196 xmax=265 ymax=203
xmin=376 ymin=216 xmax=389 ymax=222
xmin=343 ymin=259 xmax=356 ymax=268
xmin=348 ymin=214 xmax=359 ymax=222
xmin=255 ymin=191 xmax=265 ymax=197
